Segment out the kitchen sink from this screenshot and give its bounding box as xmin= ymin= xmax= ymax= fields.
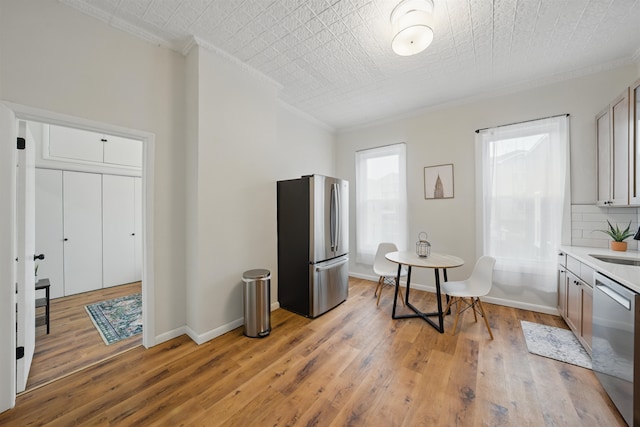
xmin=589 ymin=254 xmax=640 ymax=267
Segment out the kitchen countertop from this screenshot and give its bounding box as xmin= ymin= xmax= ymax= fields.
xmin=560 ymin=245 xmax=640 ymax=293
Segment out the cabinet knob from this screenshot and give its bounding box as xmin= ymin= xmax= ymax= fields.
xmin=131 ymin=233 xmax=135 ymax=236
xmin=63 ymin=238 xmax=68 ymax=241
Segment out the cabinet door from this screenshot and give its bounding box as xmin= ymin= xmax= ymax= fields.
xmin=557 ymin=266 xmax=567 ymax=317
xmin=630 ymin=79 xmax=640 ymax=205
xmin=565 ymin=271 xmax=581 ymax=333
xmin=34 ymin=169 xmax=64 ymax=299
xmin=103 ymin=135 xmax=142 ymax=168
xmin=611 ymin=89 xmax=630 ymax=205
xmin=63 ymin=171 xmax=103 ymax=295
xmin=49 ymin=125 xmax=103 ymax=163
xmin=134 ymin=177 xmax=142 ymax=281
xmin=596 ymin=107 xmax=611 ymax=205
xmin=581 ymin=284 xmax=593 ymax=353
xmin=102 ymin=175 xmax=136 ymax=287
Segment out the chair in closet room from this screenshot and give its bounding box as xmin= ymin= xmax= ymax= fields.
xmin=373 ymin=242 xmax=407 ymax=306
xmin=35 ymin=278 xmax=51 ymax=334
xmin=442 ymin=256 xmax=496 ymax=339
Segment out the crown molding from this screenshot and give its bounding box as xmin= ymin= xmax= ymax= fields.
xmin=181 ymin=36 xmax=283 ymax=91
xmin=59 ymin=0 xmax=176 ymax=50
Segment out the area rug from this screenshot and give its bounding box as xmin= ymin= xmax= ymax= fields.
xmin=85 ymin=294 xmax=142 ymax=345
xmin=520 ymin=320 xmax=591 ymax=369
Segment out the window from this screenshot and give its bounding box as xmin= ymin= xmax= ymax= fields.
xmin=355 ymin=143 xmax=407 ymax=264
xmin=476 ymin=116 xmax=570 ymax=296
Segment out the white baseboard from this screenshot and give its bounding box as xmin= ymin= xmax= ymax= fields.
xmin=348 ymin=273 xmax=558 ymax=315
xmin=154 ymin=326 xmax=187 ymax=346
xmin=179 ymin=302 xmax=282 ymax=346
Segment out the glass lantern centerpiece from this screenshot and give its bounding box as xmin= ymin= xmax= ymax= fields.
xmin=416 ymin=232 xmax=431 ymax=257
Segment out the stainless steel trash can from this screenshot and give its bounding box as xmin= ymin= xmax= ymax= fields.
xmin=242 ymin=269 xmax=271 ymax=338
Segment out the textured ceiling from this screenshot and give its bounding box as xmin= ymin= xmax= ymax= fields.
xmin=61 ymin=0 xmax=640 ymax=130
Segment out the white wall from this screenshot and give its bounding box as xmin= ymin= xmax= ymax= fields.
xmin=0 ymin=0 xmax=187 ymax=338
xmin=184 ymin=46 xmax=335 ymax=342
xmin=337 ymin=63 xmax=640 ymax=312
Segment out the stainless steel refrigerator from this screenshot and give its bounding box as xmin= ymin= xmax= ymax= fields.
xmin=277 ymin=175 xmax=349 ymax=318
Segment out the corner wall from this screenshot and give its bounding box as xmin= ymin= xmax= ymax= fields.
xmin=184 ymin=46 xmax=335 ymax=342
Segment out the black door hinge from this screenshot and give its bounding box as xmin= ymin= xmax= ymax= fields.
xmin=16 ymin=347 xmax=24 ymax=360
xmin=17 ymin=137 xmax=25 ymax=150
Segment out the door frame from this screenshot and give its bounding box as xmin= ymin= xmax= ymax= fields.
xmin=0 ymin=101 xmax=155 ymax=410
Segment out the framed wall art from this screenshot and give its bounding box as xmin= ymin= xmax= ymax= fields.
xmin=424 ymin=163 xmax=454 ymax=199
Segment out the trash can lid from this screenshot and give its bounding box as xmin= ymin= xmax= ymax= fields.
xmin=242 ymin=269 xmax=271 ymax=280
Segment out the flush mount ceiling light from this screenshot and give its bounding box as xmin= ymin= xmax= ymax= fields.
xmin=390 ymin=0 xmax=434 ymax=56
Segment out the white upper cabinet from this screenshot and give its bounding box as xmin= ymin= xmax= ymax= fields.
xmin=103 ymin=135 xmax=142 ymax=168
xmin=630 ymin=79 xmax=640 ymax=206
xmin=596 ymin=108 xmax=611 ymax=206
xmin=49 ymin=125 xmax=103 ymax=163
xmin=596 ymin=83 xmax=639 ymax=207
xmin=47 ymin=124 xmax=142 ymax=169
xmin=611 ymin=89 xmax=630 ymax=206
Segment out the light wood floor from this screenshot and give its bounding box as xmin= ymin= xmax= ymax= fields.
xmin=2 ymin=278 xmax=624 ymax=426
xmin=28 ymin=282 xmax=142 ymax=391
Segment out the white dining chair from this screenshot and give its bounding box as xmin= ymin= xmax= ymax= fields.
xmin=442 ymin=256 xmax=496 ymax=339
xmin=373 ymin=242 xmax=406 ymax=306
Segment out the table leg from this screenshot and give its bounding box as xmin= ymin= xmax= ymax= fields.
xmin=434 ymin=268 xmax=444 ymax=332
xmin=392 ymin=263 xmax=402 ymax=318
xmin=392 ymin=265 xmax=445 ymax=333
xmin=443 ymin=268 xmax=451 ymax=315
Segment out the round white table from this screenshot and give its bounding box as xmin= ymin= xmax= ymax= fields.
xmin=385 ymin=251 xmax=464 ymax=333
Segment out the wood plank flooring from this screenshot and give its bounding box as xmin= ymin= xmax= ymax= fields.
xmin=28 ymin=282 xmax=142 ymax=391
xmin=2 ymin=278 xmax=625 ymax=426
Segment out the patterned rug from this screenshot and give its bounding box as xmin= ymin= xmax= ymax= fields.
xmin=85 ymin=294 xmax=142 ymax=345
xmin=520 ymin=320 xmax=591 ymax=369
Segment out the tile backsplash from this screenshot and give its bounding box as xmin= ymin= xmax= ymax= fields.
xmin=571 ymin=205 xmax=640 ymax=251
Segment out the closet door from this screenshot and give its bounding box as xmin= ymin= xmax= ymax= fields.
xmin=63 ymin=171 xmax=103 ymax=295
xmin=103 ymin=175 xmax=136 ymax=287
xmin=134 ymin=177 xmax=142 ymax=281
xmin=35 ymin=169 xmax=64 ymax=299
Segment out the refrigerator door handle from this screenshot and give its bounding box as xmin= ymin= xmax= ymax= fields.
xmin=330 ymin=183 xmax=338 ymax=252
xmin=334 ymin=183 xmax=340 ymax=253
xmin=315 ymin=257 xmax=349 ymax=272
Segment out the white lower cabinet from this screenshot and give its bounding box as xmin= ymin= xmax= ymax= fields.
xmin=35 ymin=169 xmax=141 ymax=297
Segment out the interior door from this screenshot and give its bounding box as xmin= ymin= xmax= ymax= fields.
xmin=15 ymin=120 xmax=36 ymax=393
xmin=0 ymin=103 xmax=17 ymax=412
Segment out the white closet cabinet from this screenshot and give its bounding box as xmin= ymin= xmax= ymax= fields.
xmin=34 ymin=169 xmax=64 ymax=299
xmin=63 ymin=171 xmax=103 ymax=295
xmin=103 ymin=175 xmax=137 ymax=287
xmin=134 ymin=177 xmax=142 ymax=280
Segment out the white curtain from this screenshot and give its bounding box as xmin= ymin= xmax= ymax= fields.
xmin=476 ymin=116 xmax=570 ymax=294
xmin=355 ymin=143 xmax=407 ymax=265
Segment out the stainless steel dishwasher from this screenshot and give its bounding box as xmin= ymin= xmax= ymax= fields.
xmin=592 ymin=272 xmax=639 ymax=426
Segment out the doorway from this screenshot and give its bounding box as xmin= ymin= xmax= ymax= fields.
xmin=1 ymin=102 xmax=155 ymax=402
